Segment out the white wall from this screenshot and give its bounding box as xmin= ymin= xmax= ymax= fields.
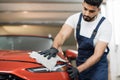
xmin=106 ymin=0 xmax=120 ymax=80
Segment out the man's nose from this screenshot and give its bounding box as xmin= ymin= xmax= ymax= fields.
xmin=84 ymin=10 xmax=90 ymax=16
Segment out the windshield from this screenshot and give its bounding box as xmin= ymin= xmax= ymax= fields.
xmin=0 ymin=35 xmax=53 ymax=51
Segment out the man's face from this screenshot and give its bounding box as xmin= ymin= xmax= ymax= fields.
xmin=82 ymin=2 xmax=100 ymax=22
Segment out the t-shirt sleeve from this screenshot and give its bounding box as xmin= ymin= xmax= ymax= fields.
xmin=98 ymin=19 xmax=112 ymax=43
xmin=65 ymin=13 xmax=80 ymax=29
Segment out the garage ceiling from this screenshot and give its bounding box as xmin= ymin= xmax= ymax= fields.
xmin=0 ymin=0 xmax=106 ymax=25
xmin=0 ymin=0 xmax=83 ymax=25
xmin=0 ymin=0 xmax=82 ymax=3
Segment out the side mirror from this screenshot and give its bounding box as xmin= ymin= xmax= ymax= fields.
xmin=57 ymin=49 xmax=78 ymax=63
xmin=65 ymin=49 xmax=78 ymax=62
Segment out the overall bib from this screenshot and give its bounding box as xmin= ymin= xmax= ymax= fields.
xmin=76 ymin=13 xmax=109 ymax=80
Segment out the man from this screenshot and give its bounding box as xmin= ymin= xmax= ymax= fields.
xmin=39 ymin=0 xmax=112 ymax=80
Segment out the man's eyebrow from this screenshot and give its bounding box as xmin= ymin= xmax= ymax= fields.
xmin=84 ymin=7 xmax=96 ymax=12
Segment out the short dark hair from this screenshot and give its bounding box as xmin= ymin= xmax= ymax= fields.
xmin=84 ymin=0 xmax=103 ymax=7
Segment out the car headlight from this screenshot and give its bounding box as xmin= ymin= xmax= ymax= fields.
xmin=26 ymin=64 xmax=67 ymax=73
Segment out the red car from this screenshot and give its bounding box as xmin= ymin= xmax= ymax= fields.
xmin=0 ymin=35 xmax=77 ymax=80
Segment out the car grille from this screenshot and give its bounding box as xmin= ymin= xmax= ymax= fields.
xmin=0 ymin=72 xmax=25 ymax=80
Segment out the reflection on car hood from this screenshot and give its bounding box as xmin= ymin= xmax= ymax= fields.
xmin=0 ymin=50 xmax=44 ymax=72
xmin=0 ymin=50 xmax=36 ymax=63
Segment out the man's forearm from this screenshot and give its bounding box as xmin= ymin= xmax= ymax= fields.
xmin=77 ymin=41 xmax=108 ymax=72
xmin=77 ymin=54 xmax=101 ymax=72
xmin=52 ymin=33 xmax=64 ymax=49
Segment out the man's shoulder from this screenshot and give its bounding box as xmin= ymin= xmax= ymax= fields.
xmin=97 ymin=14 xmax=111 ymax=24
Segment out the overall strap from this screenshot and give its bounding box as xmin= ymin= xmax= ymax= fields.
xmin=90 ymin=17 xmax=110 ymax=53
xmin=91 ymin=17 xmax=105 ymax=39
xmin=76 ymin=13 xmax=82 ymax=38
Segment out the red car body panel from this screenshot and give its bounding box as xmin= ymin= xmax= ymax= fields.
xmin=0 ymin=50 xmax=70 ymax=80
xmin=65 ymin=49 xmax=78 ymax=58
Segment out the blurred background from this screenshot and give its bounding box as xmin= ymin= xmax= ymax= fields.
xmin=0 ymin=0 xmax=120 ymax=80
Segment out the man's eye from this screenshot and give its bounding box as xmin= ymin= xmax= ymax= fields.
xmin=89 ymin=10 xmax=95 ymax=13
xmin=83 ymin=7 xmax=87 ymax=11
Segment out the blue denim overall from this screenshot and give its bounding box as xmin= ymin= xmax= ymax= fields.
xmin=76 ymin=13 xmax=109 ymax=80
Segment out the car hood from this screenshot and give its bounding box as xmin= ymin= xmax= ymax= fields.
xmin=0 ymin=50 xmax=36 ymax=62
xmin=0 ymin=50 xmax=67 ymax=62
xmin=0 ymin=50 xmax=44 ymax=72
xmin=0 ymin=50 xmax=68 ymax=73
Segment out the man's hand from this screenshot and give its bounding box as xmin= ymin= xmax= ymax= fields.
xmin=67 ymin=66 xmax=79 ymax=79
xmin=39 ymin=47 xmax=59 ymax=59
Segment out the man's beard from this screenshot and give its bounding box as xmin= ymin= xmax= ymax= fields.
xmin=83 ymin=15 xmax=96 ymax=22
